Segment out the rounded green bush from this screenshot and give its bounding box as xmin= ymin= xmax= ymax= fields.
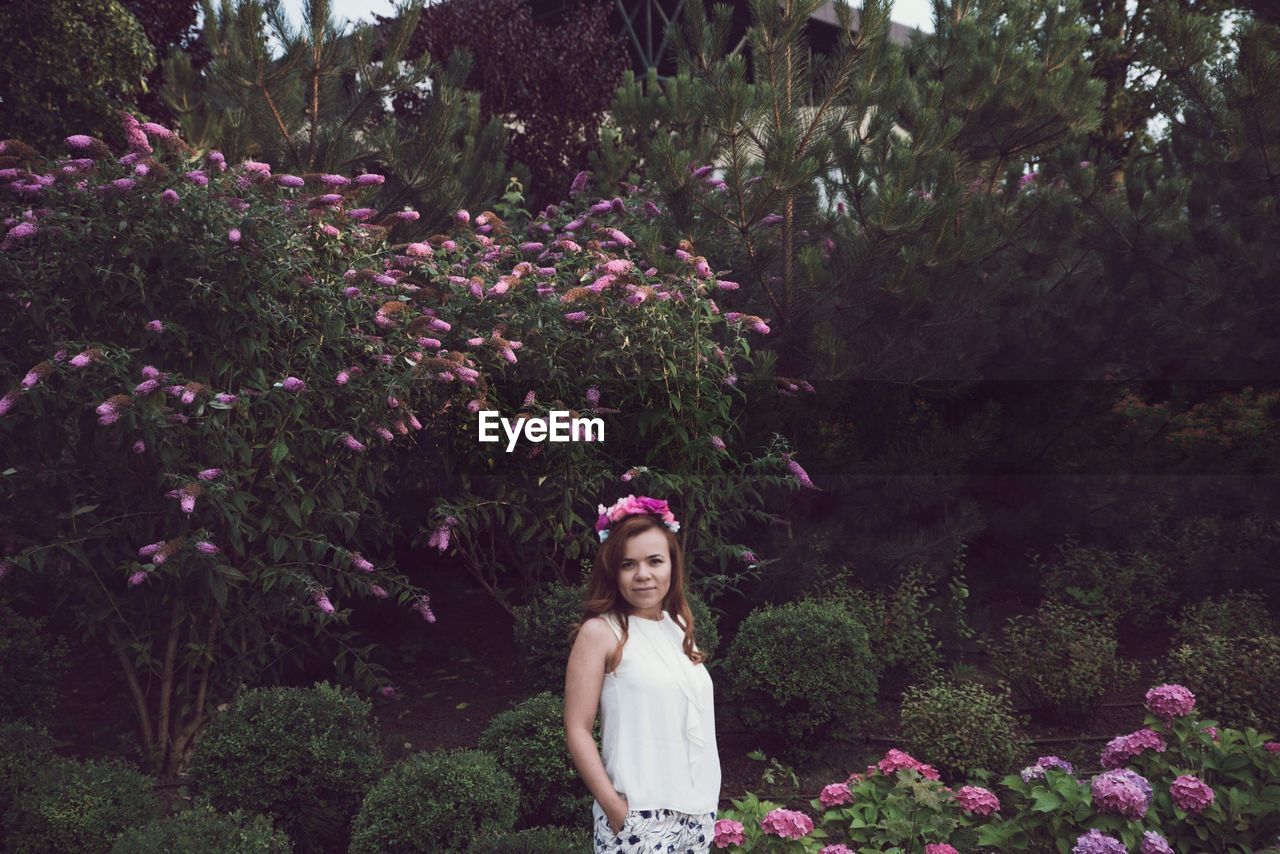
xmin=513 ymin=582 xmax=719 ymax=694
xmin=5 ymin=755 xmax=161 ymax=853
xmin=1036 ymin=537 xmax=1176 ymax=632
xmin=987 ymin=601 xmax=1132 ymax=725
xmin=899 ymin=680 xmax=1031 ymax=779
xmin=185 ymin=682 xmax=383 ymax=852
xmin=0 ymin=720 xmax=59 ymax=836
xmin=478 ymin=691 xmax=595 ymax=829
xmin=0 ymin=602 xmax=69 ymax=724
xmin=723 ymin=600 xmax=879 ymax=759
xmin=472 ymin=825 xmax=591 ymax=852
xmin=1172 ymin=590 xmax=1277 ymax=647
xmin=1165 ymin=632 xmax=1280 ymax=732
xmin=109 ymin=802 xmax=293 ymax=853
xmin=348 ymin=749 xmax=517 ymax=854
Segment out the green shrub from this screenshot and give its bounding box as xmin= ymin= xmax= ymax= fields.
xmin=0 ymin=602 xmax=69 ymax=723
xmin=4 ymin=755 xmax=161 ymax=853
xmin=0 ymin=0 xmax=155 ymax=150
xmin=0 ymin=719 xmax=59 ymax=836
xmin=348 ymin=749 xmax=517 ymax=854
xmin=478 ymin=692 xmax=594 ymax=829
xmin=1172 ymin=590 xmax=1277 ymax=647
xmin=820 ymin=566 xmax=944 ymax=695
xmin=186 ymin=682 xmax=383 ymax=852
xmin=514 ymin=583 xmax=719 ymax=694
xmin=899 ymin=680 xmax=1032 ymax=779
xmin=723 ymin=600 xmax=879 ymax=760
xmin=472 ymin=825 xmax=591 ymax=852
xmin=1036 ymin=536 xmax=1176 ymax=632
xmin=109 ymin=802 xmax=292 ymax=853
xmin=1165 ymin=632 xmax=1280 ymax=732
xmin=987 ymin=601 xmax=1133 ymax=725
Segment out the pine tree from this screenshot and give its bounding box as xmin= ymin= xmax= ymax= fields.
xmin=159 ymin=0 xmax=508 ymax=232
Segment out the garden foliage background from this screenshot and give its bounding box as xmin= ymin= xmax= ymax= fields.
xmin=2 ymin=0 xmax=1280 ymax=851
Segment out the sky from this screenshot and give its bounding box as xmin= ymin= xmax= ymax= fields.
xmin=281 ymin=0 xmax=939 ymax=34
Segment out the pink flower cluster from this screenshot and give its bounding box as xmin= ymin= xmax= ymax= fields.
xmin=760 ymin=808 xmax=813 ymax=840
xmin=594 ymin=495 xmax=679 ymax=537
xmin=819 ymin=782 xmax=852 ymax=807
xmin=1145 ymin=683 xmax=1196 ymax=720
xmin=924 ymin=845 xmax=959 ymax=854
xmin=1170 ymin=773 xmax=1214 ymax=813
xmin=1140 ymin=831 xmax=1174 ymax=854
xmin=1091 ymin=769 xmax=1152 ymax=819
xmin=820 ymin=846 xmax=854 ymax=854
xmin=1100 ymin=727 xmax=1166 ymax=769
xmin=712 ymin=819 xmax=744 ymax=848
xmin=867 ymin=748 xmax=941 ymax=781
xmin=953 ymin=785 xmax=1000 ymax=816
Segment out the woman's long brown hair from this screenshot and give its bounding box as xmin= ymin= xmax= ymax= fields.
xmin=572 ymin=514 xmax=704 ymax=673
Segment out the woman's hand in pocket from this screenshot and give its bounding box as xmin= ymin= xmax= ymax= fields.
xmin=606 ymin=797 xmax=630 ymax=836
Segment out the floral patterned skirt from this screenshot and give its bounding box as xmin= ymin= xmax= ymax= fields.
xmin=591 ymin=799 xmax=717 ymax=854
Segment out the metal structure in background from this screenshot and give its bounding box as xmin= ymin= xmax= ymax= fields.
xmin=527 ymin=0 xmax=918 ymax=82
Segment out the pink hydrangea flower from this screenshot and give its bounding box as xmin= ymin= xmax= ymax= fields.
xmin=1140 ymin=831 xmax=1174 ymax=854
xmin=1091 ymin=769 xmax=1152 ymax=819
xmin=1100 ymin=728 xmax=1167 ymax=769
xmin=1170 ymin=774 xmax=1214 ymax=813
xmin=821 ymin=847 xmax=854 ymax=854
xmin=1264 ymin=742 xmax=1280 ymax=753
xmin=712 ymin=819 xmax=744 ymax=848
xmin=924 ymin=846 xmax=959 ymax=854
xmin=954 ymin=786 xmax=1000 ymax=816
xmin=819 ymin=782 xmax=852 ymax=806
xmin=1146 ymin=684 xmax=1196 ymax=720
xmin=132 ymin=439 xmax=146 ymax=454
xmin=760 ymin=808 xmax=812 ymax=840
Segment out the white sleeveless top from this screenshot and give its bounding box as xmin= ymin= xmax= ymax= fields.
xmin=597 ymin=609 xmax=720 ymax=813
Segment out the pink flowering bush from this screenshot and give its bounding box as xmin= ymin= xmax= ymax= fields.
xmin=977 ymin=683 xmax=1280 ymax=851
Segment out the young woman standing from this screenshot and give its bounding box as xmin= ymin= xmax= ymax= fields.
xmin=564 ymin=496 xmax=721 ymax=853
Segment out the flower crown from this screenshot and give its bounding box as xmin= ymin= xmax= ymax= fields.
xmin=595 ymin=495 xmax=680 ymax=542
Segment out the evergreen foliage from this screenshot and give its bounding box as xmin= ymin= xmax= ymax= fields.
xmin=109 ymin=802 xmax=293 ymax=854
xmin=160 ymin=0 xmax=508 ymax=233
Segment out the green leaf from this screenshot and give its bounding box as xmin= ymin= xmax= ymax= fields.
xmin=271 ymin=440 xmax=289 ymax=464
xmin=1032 ymin=791 xmax=1063 ymax=812
xmin=270 ymin=536 xmax=287 ymax=562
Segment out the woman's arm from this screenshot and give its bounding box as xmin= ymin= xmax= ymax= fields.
xmin=564 ymin=617 xmax=629 ymax=834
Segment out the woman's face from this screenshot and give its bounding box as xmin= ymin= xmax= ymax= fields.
xmin=616 ymin=527 xmax=672 ymax=618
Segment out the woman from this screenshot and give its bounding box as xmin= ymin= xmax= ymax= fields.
xmin=564 ymin=495 xmax=721 ymax=854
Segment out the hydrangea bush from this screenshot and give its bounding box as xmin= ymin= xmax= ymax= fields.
xmin=710 ymin=685 xmax=1280 ymax=852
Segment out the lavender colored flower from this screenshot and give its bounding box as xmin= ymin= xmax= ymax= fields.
xmin=134 ymin=379 xmax=160 ymax=395
xmin=1140 ymin=831 xmax=1174 ymax=854
xmin=1101 ymin=728 xmax=1167 ymax=770
xmin=1146 ymin=684 xmax=1196 ymax=720
xmin=1072 ymin=829 xmax=1126 ymax=854
xmin=129 ymin=571 xmax=149 ymax=587
xmin=145 ymin=319 xmax=164 ymax=332
xmin=355 ymin=173 xmax=385 ymax=186
xmin=227 ymin=228 xmax=241 ymax=244
xmin=65 ymin=135 xmax=95 ymax=149
xmin=414 ymin=593 xmax=437 ymax=622
xmin=394 ymin=209 xmax=419 ymax=221
xmin=711 ymin=435 xmax=726 ymax=450
xmin=455 ymin=209 xmax=470 ymax=224
xmin=342 ymin=433 xmax=366 ymax=452
xmin=313 ymin=589 xmax=335 ymax=614
xmin=197 ymin=468 xmax=222 ymax=481
xmin=1091 ymin=769 xmax=1152 ymax=819
xmin=350 ymin=552 xmax=375 ymax=573
xmin=215 ymin=393 xmax=238 ymax=405
xmin=786 ymin=455 xmax=818 ymax=489
xmin=369 ymin=584 xmax=389 ymax=599
xmin=605 ymin=228 xmax=633 ymax=247
xmin=1170 ymin=774 xmax=1214 ymax=813
xmin=132 ymin=439 xmax=146 ymax=454
xmin=761 ymin=213 xmax=784 ymax=226
xmin=319 ymin=174 xmax=350 ymax=187
xmin=276 ymin=174 xmax=305 ymax=187
xmin=1020 ymin=755 xmax=1075 ymax=782
xmin=347 ymin=208 xmax=376 ymax=220
xmin=569 ymin=170 xmax=589 ymax=195
xmin=195 ymin=541 xmax=220 ymax=555
xmin=586 ymin=387 xmax=600 ymax=407
xmin=111 ymin=178 xmax=136 ymax=191
xmin=564 ymin=311 xmax=587 ymax=323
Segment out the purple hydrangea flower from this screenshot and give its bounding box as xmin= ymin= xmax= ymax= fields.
xmin=1072 ymin=829 xmax=1126 ymax=854
xmin=1091 ymin=769 xmax=1152 ymax=819
xmin=1140 ymin=831 xmax=1174 ymax=854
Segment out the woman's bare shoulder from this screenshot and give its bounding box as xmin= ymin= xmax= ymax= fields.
xmin=576 ymin=615 xmax=614 ymax=645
